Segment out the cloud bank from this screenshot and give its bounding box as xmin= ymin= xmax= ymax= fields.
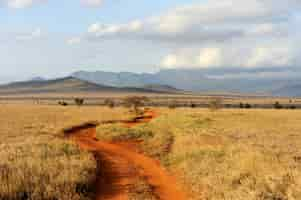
xmin=0 ymin=0 xmax=105 ymax=8
xmin=75 ymin=0 xmax=300 ymax=69
xmin=0 ymin=0 xmax=46 ymax=8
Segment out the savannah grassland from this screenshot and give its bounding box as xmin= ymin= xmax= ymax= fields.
xmin=0 ymin=105 xmax=130 ymax=200
xmin=1 ymin=103 xmax=301 ymax=200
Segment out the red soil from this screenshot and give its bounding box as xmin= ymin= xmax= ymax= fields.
xmin=65 ymin=110 xmax=187 ymax=200
xmin=122 ymin=110 xmax=158 ymax=128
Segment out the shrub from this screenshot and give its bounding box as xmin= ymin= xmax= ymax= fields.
xmin=74 ymin=98 xmax=84 ymax=106
xmin=274 ymin=101 xmax=283 ymax=109
xmin=104 ymin=98 xmax=115 ymax=108
xmin=209 ymin=97 xmax=223 ymax=111
xmin=239 ymin=102 xmax=244 ymax=109
xmin=123 ymin=96 xmax=149 ymax=115
xmin=190 ymin=103 xmax=197 ymax=108
xmin=168 ymin=101 xmax=177 ymax=109
xmin=245 ymin=103 xmax=252 ymax=109
xmin=58 ymin=101 xmax=68 ymax=106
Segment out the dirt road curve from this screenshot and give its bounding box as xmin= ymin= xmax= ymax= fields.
xmin=64 ymin=110 xmax=187 ymax=200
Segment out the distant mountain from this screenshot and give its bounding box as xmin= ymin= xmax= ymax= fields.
xmin=72 ymin=71 xmax=158 ymax=87
xmin=71 ymin=68 xmax=301 ymax=96
xmin=142 ymin=84 xmax=181 ymax=93
xmin=30 ymin=77 xmax=46 ymax=82
xmin=3 ymin=68 xmax=300 ymax=96
xmin=272 ymin=84 xmax=301 ymax=97
xmin=0 ymin=77 xmax=175 ymax=95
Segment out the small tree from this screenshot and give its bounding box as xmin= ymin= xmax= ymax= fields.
xmin=58 ymin=101 xmax=68 ymax=106
xmin=209 ymin=97 xmax=223 ymax=111
xmin=274 ymin=101 xmax=283 ymax=109
xmin=74 ymin=98 xmax=84 ymax=106
xmin=168 ymin=101 xmax=177 ymax=109
xmin=190 ymin=102 xmax=197 ymax=108
xmin=289 ymin=105 xmax=296 ymax=109
xmin=123 ymin=96 xmax=149 ymax=115
xmin=104 ymin=98 xmax=115 ymax=108
xmin=239 ymin=102 xmax=244 ymax=109
xmin=245 ymin=103 xmax=252 ymax=109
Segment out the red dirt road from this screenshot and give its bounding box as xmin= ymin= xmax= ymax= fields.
xmin=65 ymin=110 xmax=187 ymax=200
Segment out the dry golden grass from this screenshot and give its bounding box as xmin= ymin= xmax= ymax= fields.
xmin=0 ymin=104 xmax=130 ymax=200
xmin=2 ymin=93 xmax=300 ymax=108
xmin=160 ymin=108 xmax=301 ymax=200
xmin=2 ymin=103 xmax=301 ymax=200
xmin=97 ymin=108 xmax=301 ymax=200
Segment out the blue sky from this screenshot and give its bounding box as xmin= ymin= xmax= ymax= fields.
xmin=1 ymin=0 xmax=198 ymax=32
xmin=0 ymin=0 xmax=300 ymax=83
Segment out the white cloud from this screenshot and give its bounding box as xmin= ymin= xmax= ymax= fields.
xmin=1 ymin=0 xmax=106 ymax=8
xmin=87 ymin=20 xmax=143 ymax=36
xmin=81 ymin=0 xmax=103 ymax=7
xmin=161 ymin=42 xmax=295 ymax=69
xmin=206 ymin=71 xmax=300 ymax=80
xmin=246 ymin=47 xmax=293 ymax=67
xmin=85 ymin=0 xmax=298 ymax=40
xmin=80 ymin=0 xmax=299 ymax=69
xmin=15 ymin=28 xmax=42 ymax=41
xmin=67 ymin=37 xmax=81 ymax=45
xmin=161 ymin=48 xmax=222 ymax=68
xmin=1 ymin=0 xmax=46 ymax=8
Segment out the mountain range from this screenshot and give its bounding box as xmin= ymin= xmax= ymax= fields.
xmin=0 ymin=68 xmax=300 ymax=97
xmin=0 ymin=77 xmax=180 ymax=95
xmin=72 ymin=68 xmax=301 ymax=96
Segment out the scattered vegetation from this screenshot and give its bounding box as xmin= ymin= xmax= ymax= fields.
xmin=168 ymin=101 xmax=178 ymax=109
xmin=274 ymin=101 xmax=283 ymax=109
xmin=208 ymin=97 xmax=223 ymax=111
xmin=289 ymin=105 xmax=297 ymax=109
xmin=75 ymin=98 xmax=85 ymax=106
xmin=190 ymin=102 xmax=197 ymax=108
xmin=59 ymin=101 xmax=68 ymax=106
xmin=123 ymin=96 xmax=149 ymax=115
xmin=104 ymin=98 xmax=115 ymax=108
xmin=239 ymin=103 xmax=252 ymax=109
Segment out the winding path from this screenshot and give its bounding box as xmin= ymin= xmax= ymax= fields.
xmin=64 ymin=110 xmax=187 ymax=200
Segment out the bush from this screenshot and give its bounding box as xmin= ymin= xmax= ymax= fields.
xmin=209 ymin=97 xmax=223 ymax=111
xmin=239 ymin=103 xmax=252 ymax=109
xmin=245 ymin=103 xmax=252 ymax=109
xmin=104 ymin=98 xmax=115 ymax=108
xmin=123 ymin=96 xmax=149 ymax=115
xmin=168 ymin=101 xmax=178 ymax=109
xmin=58 ymin=101 xmax=68 ymax=106
xmin=190 ymin=102 xmax=197 ymax=108
xmin=274 ymin=101 xmax=283 ymax=109
xmin=74 ymin=98 xmax=84 ymax=106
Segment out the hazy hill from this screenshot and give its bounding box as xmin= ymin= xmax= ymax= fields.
xmin=0 ymin=77 xmax=108 ymax=94
xmin=0 ymin=77 xmax=181 ymax=95
xmin=272 ymin=84 xmax=301 ymax=97
xmin=72 ymin=68 xmax=301 ymax=96
xmin=142 ymin=84 xmax=182 ymax=93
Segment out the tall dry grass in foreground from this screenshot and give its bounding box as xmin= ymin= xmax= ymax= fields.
xmin=0 ymin=104 xmax=130 ymax=200
xmin=97 ymin=108 xmax=301 ymax=200
xmin=2 ymin=104 xmax=301 ymax=200
xmin=0 ymin=137 xmax=96 ymax=200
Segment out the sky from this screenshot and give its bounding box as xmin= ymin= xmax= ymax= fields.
xmin=0 ymin=0 xmax=300 ymax=83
